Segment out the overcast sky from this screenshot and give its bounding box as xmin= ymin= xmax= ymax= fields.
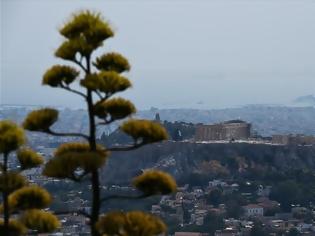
xmin=1 ymin=0 xmax=315 ymax=109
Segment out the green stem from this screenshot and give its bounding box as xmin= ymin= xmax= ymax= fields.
xmin=2 ymin=152 xmax=10 ymax=234
xmin=100 ymin=193 xmax=149 ymax=203
xmin=87 ymin=90 xmax=96 ymax=150
xmin=91 ymin=170 xmax=100 ymax=236
xmin=85 ymin=55 xmax=101 ymax=236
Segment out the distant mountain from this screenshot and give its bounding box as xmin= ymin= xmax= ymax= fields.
xmin=293 ymin=95 xmax=315 ymax=107
xmin=1 ymin=105 xmax=315 ymax=137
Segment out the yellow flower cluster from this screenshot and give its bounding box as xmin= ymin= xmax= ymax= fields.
xmin=94 ymin=97 xmax=136 ymax=120
xmin=60 ymin=11 xmax=114 ymax=41
xmin=23 ymin=108 xmax=58 ymax=131
xmin=43 ymin=142 xmax=108 ymax=180
xmin=0 ymin=120 xmax=25 ymax=154
xmin=17 ymin=148 xmax=44 ymax=170
xmin=133 ymin=170 xmax=177 ymax=195
xmin=81 ymin=71 xmax=131 ymax=95
xmin=94 ymin=52 xmax=130 ymax=73
xmin=43 ymin=65 xmax=79 ymax=87
xmin=0 ymin=172 xmax=28 ymax=194
xmin=56 ymin=11 xmax=114 ymax=60
xmin=96 ymin=211 xmax=167 ymax=236
xmin=54 ymin=142 xmax=107 ymax=156
xmin=20 ymin=209 xmax=61 ymax=233
xmin=0 ymin=219 xmax=27 ymax=235
xmin=121 ymin=119 xmax=168 ymax=143
xmin=8 ymin=186 xmax=52 ymax=211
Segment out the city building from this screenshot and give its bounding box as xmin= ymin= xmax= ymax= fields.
xmin=195 ymin=120 xmax=251 ymax=141
xmin=243 ymin=204 xmax=264 ymax=217
xmin=272 ymin=134 xmax=315 ymax=145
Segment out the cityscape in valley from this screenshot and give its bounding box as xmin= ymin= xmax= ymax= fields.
xmin=1 ymin=104 xmax=315 ymax=235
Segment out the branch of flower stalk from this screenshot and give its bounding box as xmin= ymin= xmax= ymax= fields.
xmin=73 ymin=59 xmax=88 ymax=73
xmin=100 ymin=193 xmax=150 ymax=203
xmin=107 ymin=141 xmax=146 ymax=152
xmin=60 ymin=84 xmax=87 ymax=99
xmin=97 ymin=93 xmax=112 ymax=104
xmin=94 ymin=91 xmax=104 ymax=100
xmin=46 ymin=128 xmax=90 ymax=141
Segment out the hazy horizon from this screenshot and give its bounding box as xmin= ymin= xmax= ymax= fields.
xmin=1 ymin=0 xmax=315 ymax=110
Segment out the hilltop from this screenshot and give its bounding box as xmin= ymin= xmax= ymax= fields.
xmin=138 ymin=106 xmax=315 ymax=136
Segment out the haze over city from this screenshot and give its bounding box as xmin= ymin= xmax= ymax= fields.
xmin=1 ymin=0 xmax=315 ymax=109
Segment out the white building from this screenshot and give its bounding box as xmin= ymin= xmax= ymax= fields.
xmin=208 ymin=179 xmax=227 ymax=188
xmin=257 ymin=185 xmax=272 ymax=197
xmin=243 ymin=204 xmax=264 ymax=217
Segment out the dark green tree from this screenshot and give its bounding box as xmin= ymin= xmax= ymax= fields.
xmin=0 ymin=121 xmax=60 ymax=235
xmin=250 ymin=221 xmax=268 ymax=236
xmin=204 ymin=212 xmax=224 ymax=235
xmin=225 ymin=199 xmax=244 ymax=218
xmin=287 ymin=228 xmax=300 ymax=236
xmin=206 ymin=188 xmax=223 ymax=207
xmin=270 ymin=180 xmax=301 ymax=211
xmin=23 ymin=10 xmax=177 ymax=236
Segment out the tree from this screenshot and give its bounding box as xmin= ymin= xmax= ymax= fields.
xmin=206 ymin=188 xmax=223 ymax=207
xmin=0 ymin=120 xmax=60 ymax=235
xmin=204 ymin=212 xmax=224 ymax=235
xmin=287 ymin=228 xmax=300 ymax=236
xmin=198 ymin=160 xmax=229 ymax=179
xmin=270 ymin=180 xmax=301 ymax=211
xmin=23 ymin=10 xmax=177 ymax=236
xmin=250 ymin=221 xmax=268 ymax=236
xmin=225 ymin=199 xmax=244 ymax=218
xmin=174 ymin=212 xmax=224 ymax=235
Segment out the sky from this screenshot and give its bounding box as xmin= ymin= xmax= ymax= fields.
xmin=1 ymin=0 xmax=315 ymax=109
